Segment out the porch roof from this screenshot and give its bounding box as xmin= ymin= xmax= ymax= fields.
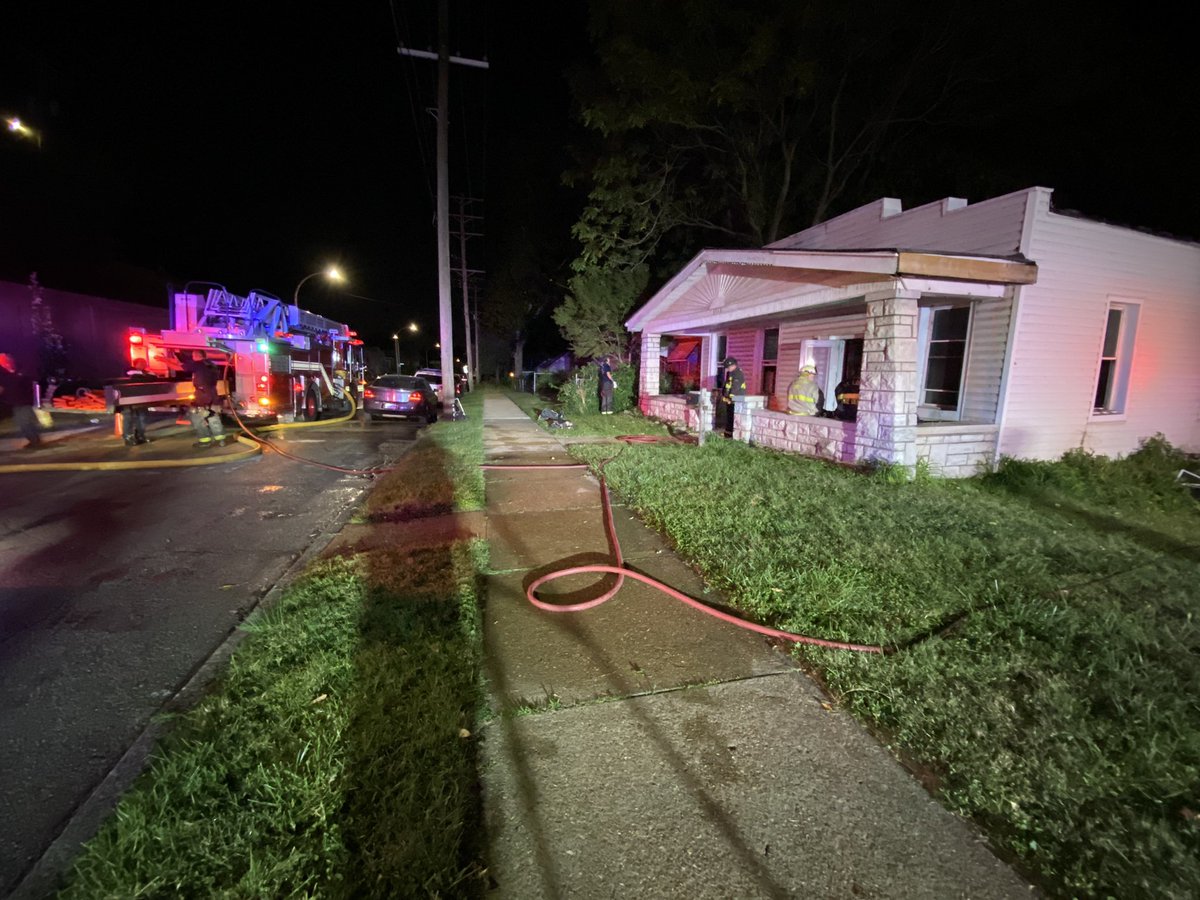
xmin=625 ymin=247 xmax=1037 ymax=334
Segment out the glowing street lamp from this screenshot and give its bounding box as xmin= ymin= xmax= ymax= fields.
xmin=5 ymin=116 xmax=42 ymax=147
xmin=391 ymin=333 xmax=401 ymax=372
xmin=293 ymin=265 xmax=344 ymax=305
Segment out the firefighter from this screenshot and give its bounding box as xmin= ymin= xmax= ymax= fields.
xmin=183 ymin=350 xmax=228 ymax=448
xmin=787 ymin=364 xmax=822 ymax=416
xmin=120 ymin=358 xmax=154 ymax=446
xmin=0 ymin=351 xmax=42 ymax=449
xmin=598 ymin=355 xmax=615 ymax=414
xmin=834 ymin=376 xmax=860 ymax=421
xmin=718 ymin=356 xmax=746 ymax=437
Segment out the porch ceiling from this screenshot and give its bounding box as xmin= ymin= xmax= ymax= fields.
xmin=626 ymin=247 xmax=1037 ymax=333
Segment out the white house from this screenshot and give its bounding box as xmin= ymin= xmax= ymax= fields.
xmin=625 ymin=187 xmax=1200 ymax=476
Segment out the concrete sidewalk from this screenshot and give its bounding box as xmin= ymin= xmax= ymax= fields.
xmin=477 ymin=394 xmax=1034 ymax=899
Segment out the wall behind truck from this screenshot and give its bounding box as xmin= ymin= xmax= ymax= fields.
xmin=0 ymin=279 xmax=169 ymax=384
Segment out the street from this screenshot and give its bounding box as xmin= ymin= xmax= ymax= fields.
xmin=0 ymin=417 xmax=423 ymax=896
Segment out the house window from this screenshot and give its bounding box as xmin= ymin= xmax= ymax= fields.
xmin=714 ymin=334 xmax=728 ymax=388
xmin=1093 ymin=302 xmax=1139 ymax=415
xmin=917 ymin=305 xmax=971 ymax=419
xmin=761 ymin=328 xmax=779 ymax=397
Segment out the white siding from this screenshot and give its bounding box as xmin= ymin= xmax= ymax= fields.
xmin=772 ymin=189 xmax=1034 ymax=257
xmin=1000 ymin=204 xmax=1200 ymax=460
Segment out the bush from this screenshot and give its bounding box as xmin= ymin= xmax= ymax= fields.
xmin=986 ymin=434 xmax=1199 ymax=514
xmin=556 ymin=363 xmax=636 ymax=417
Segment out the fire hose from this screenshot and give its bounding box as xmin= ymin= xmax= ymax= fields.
xmin=228 ymin=391 xmax=397 ymax=477
xmin=484 ymin=436 xmax=888 ymax=654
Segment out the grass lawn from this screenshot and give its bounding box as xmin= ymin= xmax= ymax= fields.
xmin=566 ymin=427 xmax=1199 ymax=899
xmin=60 ymin=391 xmax=489 ymax=899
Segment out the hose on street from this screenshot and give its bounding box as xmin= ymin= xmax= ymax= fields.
xmin=228 ymin=392 xmax=398 ymax=477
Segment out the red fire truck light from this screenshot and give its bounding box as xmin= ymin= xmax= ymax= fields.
xmin=128 ymin=334 xmax=143 ymax=344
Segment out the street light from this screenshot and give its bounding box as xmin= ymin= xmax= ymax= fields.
xmin=392 ymin=333 xmax=401 ymax=373
xmin=293 ymin=265 xmax=344 ymax=305
xmin=5 ymin=116 xmax=42 ymax=147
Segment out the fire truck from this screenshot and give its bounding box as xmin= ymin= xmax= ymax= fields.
xmin=116 ymin=282 xmax=365 ymax=422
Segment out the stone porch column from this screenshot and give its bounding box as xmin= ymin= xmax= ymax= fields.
xmin=733 ymin=395 xmax=765 ymax=443
xmin=639 ymin=332 xmax=661 ymax=398
xmin=856 ymin=289 xmax=919 ymax=471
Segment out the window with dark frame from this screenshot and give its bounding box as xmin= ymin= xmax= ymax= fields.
xmin=761 ymin=328 xmax=779 ymax=397
xmin=1094 ymin=306 xmax=1124 ymax=412
xmin=923 ymin=307 xmax=969 ymax=410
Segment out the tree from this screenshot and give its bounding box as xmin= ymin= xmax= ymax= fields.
xmin=568 ymin=0 xmax=974 ymax=272
xmin=482 ymin=224 xmax=565 ymax=379
xmin=553 ymin=264 xmax=648 ymax=361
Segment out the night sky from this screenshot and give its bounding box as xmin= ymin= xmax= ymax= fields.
xmin=2 ymin=2 xmax=1194 ymax=364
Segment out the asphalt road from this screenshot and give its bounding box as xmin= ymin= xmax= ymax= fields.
xmin=0 ymin=417 xmax=422 ymax=897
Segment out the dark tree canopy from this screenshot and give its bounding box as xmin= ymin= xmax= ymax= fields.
xmin=566 ymin=0 xmax=981 ymax=275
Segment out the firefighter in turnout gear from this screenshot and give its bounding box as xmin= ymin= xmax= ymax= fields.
xmin=718 ymin=356 xmax=747 ymax=437
xmin=180 ymin=349 xmax=228 ymax=448
xmin=834 ymin=376 xmax=860 ymax=421
xmin=787 ymin=364 xmax=822 ymax=416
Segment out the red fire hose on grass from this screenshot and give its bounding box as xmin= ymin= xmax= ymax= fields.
xmin=483 ymin=436 xmax=888 ymax=655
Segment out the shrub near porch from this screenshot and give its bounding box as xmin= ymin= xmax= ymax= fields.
xmin=556 ymin=363 xmax=636 ymax=417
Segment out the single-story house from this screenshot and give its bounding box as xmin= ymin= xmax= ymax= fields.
xmin=626 ymin=186 xmax=1200 ymax=476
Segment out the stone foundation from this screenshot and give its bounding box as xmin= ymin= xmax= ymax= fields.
xmin=641 ymin=394 xmax=700 ymax=430
xmin=916 ymin=424 xmax=999 ymax=478
xmin=749 ymin=410 xmax=858 ymax=463
xmin=643 ymin=397 xmax=998 ymax=479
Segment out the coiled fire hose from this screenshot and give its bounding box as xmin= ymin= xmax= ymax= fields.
xmin=484 ymin=436 xmax=888 ymax=654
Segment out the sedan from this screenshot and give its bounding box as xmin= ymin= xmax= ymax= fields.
xmin=413 ymin=368 xmax=465 ymax=403
xmin=362 ymin=375 xmax=439 ymax=423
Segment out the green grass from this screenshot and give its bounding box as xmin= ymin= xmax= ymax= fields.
xmin=60 ymin=392 xmax=490 ymax=899
xmin=365 ymin=391 xmax=485 ymax=519
xmin=567 ymin=435 xmax=1200 ymax=899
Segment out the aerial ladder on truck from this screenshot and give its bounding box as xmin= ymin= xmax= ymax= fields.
xmin=113 ymin=282 xmax=365 ymax=425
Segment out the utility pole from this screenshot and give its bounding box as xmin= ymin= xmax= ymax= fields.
xmin=450 ymin=196 xmax=484 ymax=388
xmin=398 ymin=0 xmax=488 ymax=414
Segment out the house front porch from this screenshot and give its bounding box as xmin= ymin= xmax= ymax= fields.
xmin=628 ymin=248 xmax=1036 ymax=477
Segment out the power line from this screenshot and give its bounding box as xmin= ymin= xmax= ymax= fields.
xmin=389 ymin=0 xmax=435 ymax=205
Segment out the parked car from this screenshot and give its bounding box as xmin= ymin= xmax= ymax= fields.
xmin=414 ymin=368 xmax=464 ymax=403
xmin=362 ymin=375 xmax=438 ymax=423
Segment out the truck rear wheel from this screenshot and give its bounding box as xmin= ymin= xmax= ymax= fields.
xmin=304 ymin=389 xmax=321 ymax=421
